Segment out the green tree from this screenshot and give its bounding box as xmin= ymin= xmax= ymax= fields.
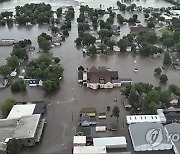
xmin=160 ymin=74 xmax=168 ymax=84
xmin=111 ymin=106 xmax=120 ymax=125
xmin=117 ymin=14 xmax=125 ymax=24
xmin=147 ymin=90 xmax=160 ymax=104
xmin=75 ymin=37 xmax=82 ymax=46
xmin=6 ymin=56 xmax=19 ymax=70
xmin=56 ymin=7 xmax=62 ymax=18
xmin=39 ymin=39 xmax=51 ymax=52
xmin=0 ymin=65 xmax=11 ymax=76
xmin=87 ymin=45 xmax=97 ymax=55
xmin=43 ymin=79 xmax=59 ymax=92
xmin=7 ymin=138 xmax=21 ymax=154
xmin=51 ymin=26 xmax=58 ymax=33
xmin=99 ymin=43 xmax=107 ymax=54
xmin=53 ymin=57 xmax=61 ymax=64
xmin=169 ymin=84 xmax=180 ymax=95
xmin=107 ymin=106 xmax=111 ymax=112
xmin=11 ymin=46 xmax=27 ymax=60
xmin=1 ymin=98 xmax=15 ymax=118
xmin=98 ymin=29 xmax=113 ymax=39
xmin=154 ymin=67 xmax=162 ymax=75
xmin=163 ymin=52 xmax=171 ymax=65
xmin=11 ymin=80 xmax=26 ymax=92
xmin=117 ymin=39 xmax=129 ymax=51
xmin=146 ymin=101 xmax=157 ymax=114
xmin=159 ymin=90 xmax=170 ymax=106
xmin=121 ymin=84 xmax=132 ymax=97
xmin=82 ymin=33 xmax=96 ymax=46
xmin=162 ymin=38 xmax=174 ymax=49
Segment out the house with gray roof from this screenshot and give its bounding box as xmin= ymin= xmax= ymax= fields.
xmin=129 ymin=122 xmax=172 ymax=152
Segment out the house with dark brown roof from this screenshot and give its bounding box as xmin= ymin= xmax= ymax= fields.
xmin=85 ymin=66 xmax=118 ymax=89
xmin=130 ymin=25 xmax=154 ymax=34
xmin=78 ymin=66 xmax=132 ymax=89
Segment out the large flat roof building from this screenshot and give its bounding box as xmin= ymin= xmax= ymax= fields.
xmin=7 ymin=104 xmax=36 ymax=119
xmin=93 ymin=137 xmax=127 ymax=149
xmin=0 ymin=114 xmax=43 ymax=146
xmin=0 ymin=103 xmax=46 ymax=153
xmin=129 ymin=122 xmax=172 ymax=152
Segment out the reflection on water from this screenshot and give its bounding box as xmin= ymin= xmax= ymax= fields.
xmin=0 ymin=1 xmax=178 ymax=153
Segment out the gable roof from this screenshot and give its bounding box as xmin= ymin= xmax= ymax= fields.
xmin=87 ymin=66 xmax=118 ymax=83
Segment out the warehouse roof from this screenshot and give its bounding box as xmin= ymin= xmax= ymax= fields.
xmin=14 ymin=114 xmax=41 ymax=139
xmin=93 ymin=137 xmax=127 ymax=147
xmin=73 ymin=136 xmax=86 ymax=144
xmin=129 ymin=122 xmax=172 ymax=151
xmin=0 ymin=114 xmax=41 ymax=142
xmin=7 ymin=104 xmax=36 ymax=119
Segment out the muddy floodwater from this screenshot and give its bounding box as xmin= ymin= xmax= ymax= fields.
xmin=0 ymin=0 xmax=179 ymax=153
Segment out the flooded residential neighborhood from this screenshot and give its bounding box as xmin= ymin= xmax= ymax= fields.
xmin=0 ymin=0 xmax=179 ymax=154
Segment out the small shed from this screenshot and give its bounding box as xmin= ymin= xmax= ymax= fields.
xmin=93 ymin=137 xmax=127 ymax=149
xmin=73 ymin=136 xmax=86 ymax=146
xmin=95 ymin=126 xmax=106 ymax=132
xmin=80 ymin=108 xmax=96 ymax=117
xmin=98 ymin=113 xmax=106 ymax=119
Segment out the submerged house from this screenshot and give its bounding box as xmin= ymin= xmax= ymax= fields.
xmin=78 ymin=66 xmax=132 ymax=90
xmin=0 ymin=39 xmax=17 ymax=46
xmin=0 ymin=76 xmax=8 ymax=88
xmin=28 ymin=79 xmax=43 ymax=87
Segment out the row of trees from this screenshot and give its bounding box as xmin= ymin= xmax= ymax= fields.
xmin=121 ymin=82 xmax=180 ymax=114
xmin=117 ymin=1 xmax=137 ymax=11
xmin=26 ymin=55 xmax=64 ymax=91
xmin=0 ymin=3 xmax=75 ymax=26
xmin=0 ymin=39 xmax=31 ymax=77
xmin=11 ymin=80 xmax=26 ymax=92
xmin=38 ymin=33 xmax=52 ymax=52
xmin=154 ymin=67 xmax=169 ymax=84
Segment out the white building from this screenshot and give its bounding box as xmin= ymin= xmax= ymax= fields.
xmin=126 ymin=115 xmax=161 ymax=124
xmin=73 ymin=136 xmax=86 ymax=146
xmin=7 ymin=104 xmax=36 ymax=119
xmin=0 ymin=103 xmax=46 ymax=153
xmin=129 ymin=122 xmax=172 ymax=152
xmin=73 ymin=146 xmax=107 ymax=154
xmin=93 ymin=137 xmax=127 ymax=149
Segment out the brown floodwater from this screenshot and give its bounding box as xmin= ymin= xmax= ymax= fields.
xmin=0 ymin=0 xmax=178 ymax=153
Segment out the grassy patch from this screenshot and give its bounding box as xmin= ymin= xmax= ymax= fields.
xmin=159 ymin=27 xmax=173 ymax=36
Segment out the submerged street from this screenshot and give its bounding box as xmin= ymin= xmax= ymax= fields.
xmin=0 ymin=0 xmax=179 ymax=153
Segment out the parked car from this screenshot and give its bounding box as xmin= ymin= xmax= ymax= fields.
xmin=123 ymin=99 xmax=132 ymax=110
xmin=10 ymin=69 xmax=17 ymax=77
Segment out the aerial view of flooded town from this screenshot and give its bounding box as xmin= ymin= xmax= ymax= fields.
xmin=0 ymin=0 xmax=180 ymax=153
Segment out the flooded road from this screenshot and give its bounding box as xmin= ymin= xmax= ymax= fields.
xmin=0 ymin=0 xmax=179 ymax=153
